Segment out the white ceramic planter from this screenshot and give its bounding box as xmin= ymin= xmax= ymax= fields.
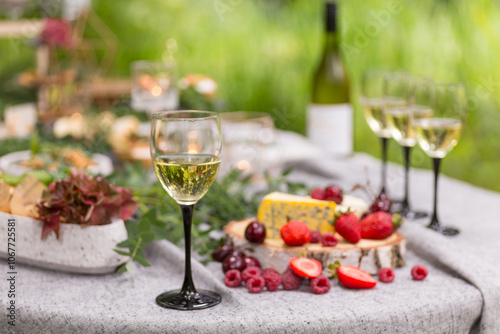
xmin=0 ymin=212 xmax=129 ymax=274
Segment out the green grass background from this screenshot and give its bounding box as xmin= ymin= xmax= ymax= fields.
xmin=1 ymin=0 xmax=500 ymax=192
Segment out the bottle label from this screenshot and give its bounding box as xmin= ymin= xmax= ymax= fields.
xmin=307 ymin=103 xmax=353 ymax=156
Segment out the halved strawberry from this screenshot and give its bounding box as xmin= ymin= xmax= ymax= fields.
xmin=289 ymin=257 xmax=322 ymax=278
xmin=337 ymin=265 xmax=377 ymax=289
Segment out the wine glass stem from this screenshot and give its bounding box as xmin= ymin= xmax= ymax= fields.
xmin=402 ymin=145 xmax=411 ymax=207
xmin=380 ymin=137 xmax=389 ymax=194
xmin=179 ymin=204 xmax=197 ymax=294
xmin=430 ymin=158 xmax=441 ymax=228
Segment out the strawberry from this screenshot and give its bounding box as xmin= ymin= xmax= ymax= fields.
xmin=280 ymin=220 xmax=311 ymax=246
xmin=334 ymin=212 xmax=361 ymax=244
xmin=360 ymin=212 xmax=396 ymax=239
xmin=328 ymin=261 xmax=377 ymax=289
xmin=338 ymin=265 xmax=377 ymax=289
xmin=289 ymin=257 xmax=322 ymax=278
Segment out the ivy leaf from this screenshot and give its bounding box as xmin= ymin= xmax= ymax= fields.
xmin=133 ymin=249 xmax=152 ymax=267
xmin=116 ymin=237 xmax=136 ymax=249
xmin=140 ymin=231 xmax=156 ymax=243
xmin=282 ymin=167 xmax=293 ymax=176
xmin=113 ymin=249 xmax=132 ymax=257
xmin=116 ymin=262 xmax=132 ymax=274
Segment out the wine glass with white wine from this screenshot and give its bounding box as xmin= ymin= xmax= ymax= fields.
xmin=385 ymin=73 xmax=429 ymax=219
xmin=151 ymin=111 xmax=222 ymax=310
xmin=414 ymin=82 xmax=467 ymax=236
xmin=361 ymin=69 xmax=399 ymax=196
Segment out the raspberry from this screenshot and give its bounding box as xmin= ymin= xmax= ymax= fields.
xmin=263 ymin=269 xmax=282 ymax=291
xmin=224 ymin=269 xmax=242 ymax=287
xmin=310 ymin=187 xmax=326 ymax=200
xmin=310 ymin=274 xmax=331 ymax=294
xmin=411 ymin=265 xmax=428 ymax=281
xmin=280 ymin=220 xmax=311 ymax=246
xmin=378 ymin=267 xmax=395 ymax=283
xmin=246 ymin=276 xmax=265 ymax=293
xmin=281 ymin=267 xmax=302 ymax=290
xmin=310 ymin=230 xmax=321 ymax=243
xmin=241 ymin=266 xmax=263 ymax=282
xmin=321 ymin=232 xmax=338 ymax=247
xmin=263 ymin=267 xmax=279 ymax=276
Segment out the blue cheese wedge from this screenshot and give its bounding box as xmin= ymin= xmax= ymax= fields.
xmin=257 ymin=192 xmax=368 ymax=239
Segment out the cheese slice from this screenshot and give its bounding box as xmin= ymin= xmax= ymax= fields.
xmin=10 ymin=175 xmax=47 ymax=218
xmin=257 ymin=192 xmax=368 ymax=239
xmin=0 ymin=180 xmax=12 ymax=213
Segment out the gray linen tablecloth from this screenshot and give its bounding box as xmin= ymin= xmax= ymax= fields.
xmin=2 ymin=153 xmax=500 ymax=334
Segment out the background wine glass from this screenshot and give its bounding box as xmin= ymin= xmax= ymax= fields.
xmin=414 ymin=82 xmax=467 ymax=236
xmin=385 ymin=73 xmax=429 ymax=219
xmin=150 ymin=110 xmax=222 ymax=310
xmin=361 ymin=69 xmax=393 ymax=196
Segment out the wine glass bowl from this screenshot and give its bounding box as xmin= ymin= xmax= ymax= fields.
xmin=414 ymin=82 xmax=466 ymax=235
xmin=387 ymin=105 xmax=433 ymax=147
xmin=413 ymin=117 xmax=462 ymax=158
xmin=362 ymin=70 xmax=393 ymax=139
xmin=150 ymin=110 xmax=222 ymax=310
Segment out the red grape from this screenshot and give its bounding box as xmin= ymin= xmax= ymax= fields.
xmin=324 ymin=185 xmax=343 ymax=204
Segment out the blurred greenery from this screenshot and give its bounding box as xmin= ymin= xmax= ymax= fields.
xmin=91 ymin=0 xmax=500 ymax=193
xmin=1 ymin=0 xmax=500 ymax=192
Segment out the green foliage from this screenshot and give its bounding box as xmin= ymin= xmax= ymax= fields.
xmin=0 ymin=168 xmax=68 ymax=187
xmin=111 ymin=165 xmax=307 ymax=273
xmin=179 ymin=86 xmax=217 ymax=111
xmin=2 ymin=0 xmax=500 ymax=193
xmin=88 ymin=0 xmax=500 ymax=192
xmin=0 ymin=138 xmax=31 ymax=157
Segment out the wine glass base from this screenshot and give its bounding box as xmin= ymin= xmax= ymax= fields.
xmin=391 ymin=201 xmax=428 ymax=220
xmin=427 ymin=224 xmax=460 ymax=236
xmin=156 ymin=289 xmax=221 ymax=310
xmin=403 ymin=210 xmax=428 ymax=220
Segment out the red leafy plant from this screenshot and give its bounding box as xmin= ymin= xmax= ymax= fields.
xmin=37 ymin=172 xmax=137 ymax=239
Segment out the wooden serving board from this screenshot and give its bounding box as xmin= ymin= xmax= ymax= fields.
xmin=224 ymin=218 xmax=406 ymax=275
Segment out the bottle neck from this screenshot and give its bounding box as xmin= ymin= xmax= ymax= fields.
xmin=323 ymin=30 xmax=339 ymax=54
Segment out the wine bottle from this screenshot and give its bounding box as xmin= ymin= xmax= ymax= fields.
xmin=307 ymin=1 xmax=352 ymax=156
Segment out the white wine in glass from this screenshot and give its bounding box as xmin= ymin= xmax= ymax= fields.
xmin=363 ymin=97 xmax=391 ymax=139
xmin=153 ymin=154 xmax=221 ymax=205
xmin=385 ymin=73 xmax=430 ymax=220
xmin=151 ymin=110 xmax=222 ymax=310
xmin=387 ymin=105 xmax=433 ymax=148
xmin=414 ymin=82 xmax=466 ymax=236
xmin=413 ymin=118 xmax=462 ymax=159
xmin=361 ymin=69 xmax=399 ymax=196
